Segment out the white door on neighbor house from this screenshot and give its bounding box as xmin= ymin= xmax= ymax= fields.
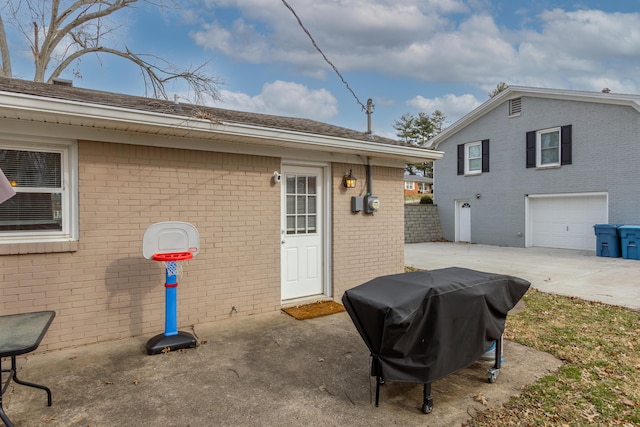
xmin=281 ymin=165 xmax=324 ymax=301
xmin=456 ymin=200 xmax=471 ymax=242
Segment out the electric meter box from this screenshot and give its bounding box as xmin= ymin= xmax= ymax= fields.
xmin=364 ymin=195 xmax=380 ymax=214
xmin=351 ymin=196 xmax=363 ymax=213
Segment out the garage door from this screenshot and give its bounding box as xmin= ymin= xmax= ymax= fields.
xmin=528 ymin=194 xmax=607 ymax=250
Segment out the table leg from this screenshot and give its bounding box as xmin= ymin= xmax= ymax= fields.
xmin=1 ymin=357 xmax=15 ymax=427
xmin=10 ymin=356 xmax=52 ymax=406
xmin=0 ymin=405 xmax=15 ymax=427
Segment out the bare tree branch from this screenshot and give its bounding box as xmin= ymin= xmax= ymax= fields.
xmin=49 ymin=45 xmax=221 ymax=102
xmin=2 ymin=0 xmax=221 ymax=102
xmin=0 ymin=15 xmax=11 ymax=77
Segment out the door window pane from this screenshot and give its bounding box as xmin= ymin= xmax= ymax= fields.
xmin=285 ymin=174 xmax=319 ymax=235
xmin=308 ymin=196 xmax=316 ymax=214
xmin=296 ymin=195 xmax=306 ymax=214
xmin=308 ymin=176 xmax=316 ymax=194
xmin=308 ymin=215 xmax=316 ymax=233
xmin=286 ymin=195 xmax=295 ymax=214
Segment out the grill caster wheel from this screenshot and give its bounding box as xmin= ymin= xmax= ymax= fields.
xmin=422 ymin=397 xmax=434 ymax=414
xmin=487 ymin=368 xmax=500 ymax=383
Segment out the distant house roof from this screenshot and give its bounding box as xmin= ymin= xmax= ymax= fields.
xmin=404 ymin=175 xmax=433 ymax=184
xmin=428 ymin=86 xmax=640 ymax=150
xmin=0 ymin=77 xmax=442 ymax=163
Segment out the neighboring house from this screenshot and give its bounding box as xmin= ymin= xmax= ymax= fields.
xmin=403 ymin=175 xmax=433 ymax=195
xmin=0 ymin=77 xmax=442 ymax=352
xmin=429 ymin=86 xmax=640 ymax=250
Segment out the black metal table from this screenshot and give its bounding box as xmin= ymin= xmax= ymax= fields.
xmin=0 ymin=311 xmax=55 ymax=427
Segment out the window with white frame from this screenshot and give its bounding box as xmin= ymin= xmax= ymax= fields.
xmin=404 ymin=181 xmax=415 ymax=191
xmin=0 ymin=139 xmax=77 ymax=242
xmin=465 ymin=141 xmax=482 ymax=174
xmin=537 ymin=127 xmax=560 ymax=167
xmin=526 ymin=125 xmax=571 ymax=169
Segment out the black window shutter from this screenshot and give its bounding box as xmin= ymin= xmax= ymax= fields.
xmin=526 ymin=131 xmax=536 ymax=168
xmin=561 ymin=125 xmax=572 ymax=165
xmin=457 ymin=144 xmax=464 ymax=175
xmin=481 ymin=139 xmax=490 ymax=172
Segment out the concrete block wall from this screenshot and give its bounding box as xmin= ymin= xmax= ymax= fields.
xmin=404 ymin=204 xmax=442 ymax=243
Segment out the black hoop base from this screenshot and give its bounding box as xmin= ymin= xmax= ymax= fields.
xmin=146 ymin=331 xmax=197 ymax=355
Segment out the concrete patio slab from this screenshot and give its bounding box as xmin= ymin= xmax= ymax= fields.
xmin=4 ymin=310 xmax=560 ymax=427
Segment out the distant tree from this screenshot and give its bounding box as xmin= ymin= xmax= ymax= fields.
xmin=394 ymin=110 xmax=446 ymax=178
xmin=489 ymin=82 xmax=509 ymax=98
xmin=0 ymin=0 xmax=221 ymax=102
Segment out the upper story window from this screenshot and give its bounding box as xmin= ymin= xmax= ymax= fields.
xmin=526 ymin=125 xmax=572 ymax=169
xmin=538 ymin=128 xmax=560 ymax=166
xmin=457 ymin=140 xmax=490 ymax=176
xmin=0 ymin=137 xmax=77 ymax=243
xmin=465 ymin=142 xmax=482 ymax=174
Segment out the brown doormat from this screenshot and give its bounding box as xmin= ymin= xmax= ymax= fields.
xmin=282 ymin=300 xmax=346 ymax=320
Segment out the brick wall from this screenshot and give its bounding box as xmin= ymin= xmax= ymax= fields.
xmin=332 ymin=164 xmax=405 ymax=298
xmin=1 ymin=141 xmax=282 ymax=352
xmin=404 ymin=204 xmax=442 ymax=243
xmin=1 ymin=143 xmax=411 ymax=353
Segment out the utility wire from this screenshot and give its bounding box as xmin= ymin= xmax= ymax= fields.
xmin=280 ymin=0 xmax=368 ymax=112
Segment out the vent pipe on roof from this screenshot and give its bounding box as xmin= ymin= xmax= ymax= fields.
xmin=365 ymin=98 xmax=374 ymax=137
xmin=52 ymin=78 xmax=73 ymax=87
xmin=601 ymin=88 xmax=611 ymax=93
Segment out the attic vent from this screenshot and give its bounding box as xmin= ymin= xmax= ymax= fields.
xmin=508 ymin=98 xmax=522 ymax=116
xmin=52 ymin=78 xmax=73 ymax=87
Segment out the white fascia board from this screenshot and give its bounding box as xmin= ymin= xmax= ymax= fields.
xmin=0 ymin=90 xmax=442 ymax=163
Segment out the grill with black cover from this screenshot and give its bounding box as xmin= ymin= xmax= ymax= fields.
xmin=342 ymin=267 xmax=530 ymax=414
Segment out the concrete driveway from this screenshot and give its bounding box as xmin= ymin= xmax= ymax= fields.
xmin=405 ymin=242 xmax=640 ymax=311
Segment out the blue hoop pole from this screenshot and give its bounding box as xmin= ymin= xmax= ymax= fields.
xmin=164 ymin=261 xmax=179 ymax=336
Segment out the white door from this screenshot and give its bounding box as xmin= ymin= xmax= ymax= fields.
xmin=456 ymin=200 xmax=471 ymax=242
xmin=281 ymin=166 xmax=324 ymax=301
xmin=528 ymin=194 xmax=607 ymax=250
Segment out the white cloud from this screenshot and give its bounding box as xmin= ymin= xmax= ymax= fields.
xmin=191 ymin=1 xmax=640 ymax=94
xmin=216 ymin=80 xmax=339 ymax=119
xmin=407 ymin=93 xmax=482 ymax=122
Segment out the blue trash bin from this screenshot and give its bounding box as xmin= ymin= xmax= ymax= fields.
xmin=619 ymin=226 xmax=640 ymax=260
xmin=593 ymin=224 xmax=622 ymax=257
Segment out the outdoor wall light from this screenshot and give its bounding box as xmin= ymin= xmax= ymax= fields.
xmin=343 ymin=170 xmax=357 ymax=188
xmin=476 ymin=193 xmax=481 ymax=199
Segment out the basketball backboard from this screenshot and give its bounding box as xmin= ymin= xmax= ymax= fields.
xmin=142 ymin=221 xmax=200 ymax=259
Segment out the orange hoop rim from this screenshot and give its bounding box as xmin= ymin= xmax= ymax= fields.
xmin=151 ymin=251 xmax=193 ymax=262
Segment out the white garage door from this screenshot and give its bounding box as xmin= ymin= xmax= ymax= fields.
xmin=528 ymin=194 xmax=607 ymax=250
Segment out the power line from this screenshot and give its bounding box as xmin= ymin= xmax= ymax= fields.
xmin=280 ymin=0 xmax=368 ymax=112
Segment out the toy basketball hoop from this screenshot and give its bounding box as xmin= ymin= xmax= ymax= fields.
xmin=143 ymin=222 xmax=200 ymax=355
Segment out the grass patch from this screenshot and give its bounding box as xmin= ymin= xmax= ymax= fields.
xmin=468 ymin=289 xmax=640 ymax=426
xmin=403 ymin=266 xmax=640 ymax=425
